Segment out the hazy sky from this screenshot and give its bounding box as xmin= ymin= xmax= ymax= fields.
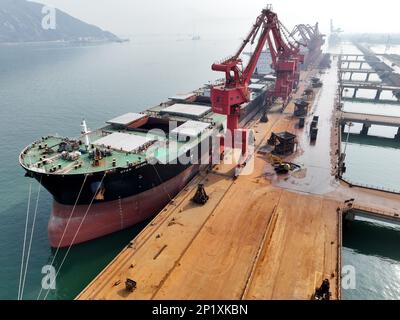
xmin=35 ymin=0 xmax=399 ymax=37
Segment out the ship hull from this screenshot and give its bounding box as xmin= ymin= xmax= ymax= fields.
xmin=49 ymin=164 xmax=200 ymax=247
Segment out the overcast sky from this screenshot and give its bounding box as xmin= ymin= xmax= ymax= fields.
xmin=35 ymin=0 xmax=399 ymax=37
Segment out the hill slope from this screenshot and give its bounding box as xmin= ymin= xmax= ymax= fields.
xmin=0 ymin=0 xmax=120 ymax=43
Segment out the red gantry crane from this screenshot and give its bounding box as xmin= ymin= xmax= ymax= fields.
xmin=290 ymin=23 xmax=325 ymax=68
xmin=211 ymin=6 xmax=304 ymax=156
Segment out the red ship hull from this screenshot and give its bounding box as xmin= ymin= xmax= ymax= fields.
xmin=48 ymin=164 xmax=199 ymax=248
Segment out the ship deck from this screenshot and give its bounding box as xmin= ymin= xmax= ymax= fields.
xmin=19 ymin=75 xmax=273 ymax=177
xmin=19 ymin=110 xmax=227 ymax=176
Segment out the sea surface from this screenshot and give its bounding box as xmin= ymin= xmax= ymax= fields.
xmin=341 ymin=99 xmax=400 ymax=192
xmin=337 ymin=43 xmax=400 ymax=300
xmin=342 ymin=215 xmax=400 ymax=300
xmin=0 ymin=35 xmax=242 ymax=300
xmin=340 ymin=86 xmax=400 ymax=192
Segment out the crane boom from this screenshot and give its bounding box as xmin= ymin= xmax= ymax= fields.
xmin=291 ymin=23 xmax=325 ymax=69
xmin=210 ymin=6 xmax=304 ymax=157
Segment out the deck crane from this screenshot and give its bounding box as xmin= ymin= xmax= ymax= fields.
xmin=210 ymin=6 xmax=304 ymax=156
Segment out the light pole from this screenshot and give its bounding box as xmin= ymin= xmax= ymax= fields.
xmin=343 ymin=122 xmax=354 ymax=155
xmin=338 ymin=122 xmax=353 ymax=178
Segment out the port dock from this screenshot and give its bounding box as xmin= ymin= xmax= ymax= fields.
xmin=77 ymin=68 xmax=342 ymax=300
xmin=77 ymin=116 xmax=342 ymax=300
xmin=78 ymin=57 xmax=400 ymax=300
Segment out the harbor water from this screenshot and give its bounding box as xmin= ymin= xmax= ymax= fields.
xmin=341 ymin=100 xmax=400 ymax=192
xmin=343 ymin=215 xmax=400 ymax=300
xmin=338 ymin=43 xmax=400 ymax=299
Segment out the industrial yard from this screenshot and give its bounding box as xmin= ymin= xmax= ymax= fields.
xmin=78 ymin=59 xmax=400 ymax=300
xmin=74 ymin=6 xmax=400 ymax=301
xmin=5 ymin=1 xmax=400 ymax=304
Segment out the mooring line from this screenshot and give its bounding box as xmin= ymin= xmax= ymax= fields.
xmin=20 ymin=176 xmax=42 ymax=300
xmin=36 ymin=174 xmax=88 ymax=300
xmin=42 ymin=173 xmax=106 ymax=300
xmin=151 ymin=164 xmax=174 ymax=202
xmin=18 ymin=182 xmax=32 ymax=300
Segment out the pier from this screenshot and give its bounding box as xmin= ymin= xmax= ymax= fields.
xmin=340 ymin=61 xmax=370 ymax=70
xmin=341 ymin=112 xmax=400 ymax=127
xmin=339 ymin=68 xmax=377 ymax=82
xmin=77 ymin=56 xmax=400 ymax=301
xmin=77 ymin=69 xmax=346 ymax=300
xmin=340 ymin=81 xmax=400 ymax=102
xmin=77 ymin=115 xmax=342 ymax=300
xmin=341 ymin=111 xmax=400 ymax=139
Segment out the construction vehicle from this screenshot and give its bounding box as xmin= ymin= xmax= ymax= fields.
xmin=267 ymin=154 xmax=290 ymax=174
xmin=267 ymin=154 xmax=284 ymax=166
xmin=267 ymin=154 xmax=300 ymax=175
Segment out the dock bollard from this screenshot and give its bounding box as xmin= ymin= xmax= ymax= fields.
xmin=125 ymin=278 xmax=137 ymax=292
xmin=192 ymin=184 xmax=209 ymax=205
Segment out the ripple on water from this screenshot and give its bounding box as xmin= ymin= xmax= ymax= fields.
xmin=343 ymin=218 xmax=400 ymax=300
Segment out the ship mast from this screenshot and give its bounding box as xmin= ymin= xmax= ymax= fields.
xmin=81 ymin=120 xmax=91 ymax=147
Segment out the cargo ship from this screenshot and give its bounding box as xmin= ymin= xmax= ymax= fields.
xmin=19 ymin=78 xmax=273 ymax=248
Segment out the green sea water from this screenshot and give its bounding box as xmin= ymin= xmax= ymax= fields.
xmin=340 ymin=98 xmax=400 ymax=300
xmin=334 ymin=43 xmax=400 ymax=300
xmin=343 ymin=215 xmax=400 ymax=300
xmin=341 ymin=100 xmax=400 ymax=192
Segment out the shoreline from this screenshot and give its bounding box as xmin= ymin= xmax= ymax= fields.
xmin=0 ymin=39 xmax=128 ymax=47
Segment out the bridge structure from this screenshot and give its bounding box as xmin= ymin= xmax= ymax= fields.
xmin=339 ymin=67 xmax=378 ymax=82
xmin=340 ymin=111 xmax=400 ymax=140
xmin=339 ymin=55 xmax=375 ymax=70
xmin=340 ymin=81 xmax=400 ymax=101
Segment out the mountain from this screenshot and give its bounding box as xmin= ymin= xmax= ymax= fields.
xmin=0 ymin=0 xmax=120 ymax=43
